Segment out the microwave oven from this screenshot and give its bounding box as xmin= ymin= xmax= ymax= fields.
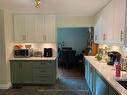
xmin=14 ymin=49 xmax=33 ymax=58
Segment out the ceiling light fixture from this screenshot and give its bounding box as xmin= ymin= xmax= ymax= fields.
xmin=35 ymin=0 xmax=41 ymax=8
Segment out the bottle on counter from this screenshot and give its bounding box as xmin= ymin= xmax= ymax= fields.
xmin=114 ymin=59 xmax=121 ymax=77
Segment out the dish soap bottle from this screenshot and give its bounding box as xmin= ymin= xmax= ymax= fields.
xmin=114 ymin=59 xmax=121 ymax=77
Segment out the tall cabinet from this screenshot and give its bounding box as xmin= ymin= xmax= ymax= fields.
xmin=14 ymin=15 xmax=56 ymax=43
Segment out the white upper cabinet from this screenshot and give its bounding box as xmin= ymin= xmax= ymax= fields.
xmin=34 ymin=15 xmax=45 ymax=43
xmin=44 ymin=15 xmax=56 ymax=43
xmin=25 ymin=15 xmax=36 ymax=43
xmin=14 ymin=15 xmax=56 ymax=43
xmin=94 ymin=12 xmax=103 ymax=44
xmin=94 ymin=0 xmax=126 ymax=45
xmin=101 ymin=1 xmax=114 ymax=44
xmin=95 ymin=2 xmax=114 ymax=44
xmin=14 ymin=15 xmax=26 ymax=43
xmin=113 ymin=0 xmax=126 ymax=45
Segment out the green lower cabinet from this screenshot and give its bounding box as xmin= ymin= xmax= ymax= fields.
xmin=21 ymin=61 xmax=33 ymax=84
xmin=10 ymin=61 xmax=22 ymax=84
xmin=10 ymin=60 xmax=33 ymax=84
xmin=32 ymin=60 xmax=56 ymax=84
xmin=10 ymin=60 xmax=56 ymax=85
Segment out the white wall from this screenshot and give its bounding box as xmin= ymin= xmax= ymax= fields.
xmin=56 ymin=16 xmax=94 ymax=28
xmin=0 ymin=9 xmax=13 ymax=89
xmin=4 ymin=11 xmax=14 ymax=84
xmin=0 ymin=9 xmax=7 ymax=84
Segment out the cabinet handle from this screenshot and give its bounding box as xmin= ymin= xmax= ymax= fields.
xmin=43 ymin=35 xmax=46 ymax=41
xmin=121 ymin=30 xmax=124 ymax=41
xmin=90 ymin=66 xmax=93 ymax=72
xmin=95 ymin=35 xmax=97 ymax=41
xmin=40 ymin=70 xmax=47 ymax=72
xmin=22 ymin=35 xmax=26 ymax=41
xmin=45 ymin=35 xmax=46 ymax=41
xmin=103 ymin=34 xmax=106 ymax=41
xmin=90 ymin=68 xmax=92 ymax=72
xmin=20 ymin=64 xmax=22 ymax=68
xmin=43 ymin=35 xmax=45 ymax=41
xmin=105 ymin=34 xmax=107 ymax=41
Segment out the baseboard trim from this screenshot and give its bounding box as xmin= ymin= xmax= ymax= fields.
xmin=0 ymin=82 xmax=12 ymax=89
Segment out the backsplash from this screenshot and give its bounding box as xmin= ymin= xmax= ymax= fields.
xmin=99 ymin=44 xmax=127 ymax=58
xmin=14 ymin=43 xmax=57 ymax=57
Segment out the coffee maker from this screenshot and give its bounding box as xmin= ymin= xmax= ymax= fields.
xmin=44 ymin=48 xmax=53 ymax=57
xmin=107 ymin=51 xmax=121 ymax=65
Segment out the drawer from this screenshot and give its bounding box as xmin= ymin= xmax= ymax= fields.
xmin=33 ymin=63 xmax=54 ymax=69
xmin=33 ymin=69 xmax=53 ymax=75
xmin=33 ymin=75 xmax=54 ymax=84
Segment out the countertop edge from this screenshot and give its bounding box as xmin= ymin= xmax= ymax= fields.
xmin=10 ymin=57 xmax=57 ymax=61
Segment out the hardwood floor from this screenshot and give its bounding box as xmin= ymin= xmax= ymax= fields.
xmin=58 ymin=66 xmax=84 ymax=79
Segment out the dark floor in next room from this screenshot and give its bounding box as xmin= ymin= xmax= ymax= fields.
xmin=0 ymin=67 xmax=92 ymax=95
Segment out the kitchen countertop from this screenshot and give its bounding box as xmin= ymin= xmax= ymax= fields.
xmin=85 ymin=56 xmax=127 ymax=95
xmin=10 ymin=57 xmax=57 ymax=61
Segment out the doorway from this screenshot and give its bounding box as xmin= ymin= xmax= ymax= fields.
xmin=57 ymin=27 xmax=89 ymax=79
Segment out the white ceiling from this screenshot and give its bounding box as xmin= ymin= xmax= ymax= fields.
xmin=0 ymin=0 xmax=111 ymax=16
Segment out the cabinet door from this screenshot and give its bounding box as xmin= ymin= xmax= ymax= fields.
xmin=44 ymin=15 xmax=56 ymax=43
xmin=25 ymin=15 xmax=36 ymax=43
xmin=85 ymin=60 xmax=90 ymax=84
xmin=94 ymin=13 xmax=103 ymax=44
xmin=21 ymin=61 xmax=33 ymax=83
xmin=113 ymin=0 xmax=126 ymax=45
xmin=14 ymin=15 xmax=26 ymax=42
xmin=102 ymin=1 xmax=114 ymax=44
xmin=35 ymin=15 xmax=45 ymax=42
xmin=25 ymin=15 xmax=45 ymax=43
xmin=95 ymin=72 xmax=108 ymax=95
xmin=10 ymin=61 xmax=22 ymax=84
xmin=89 ymin=65 xmax=95 ymax=95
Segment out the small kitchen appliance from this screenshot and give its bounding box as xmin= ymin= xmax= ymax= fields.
xmin=14 ymin=49 xmax=33 ymax=58
xmin=107 ymin=51 xmax=121 ymax=65
xmin=44 ymin=48 xmax=53 ymax=57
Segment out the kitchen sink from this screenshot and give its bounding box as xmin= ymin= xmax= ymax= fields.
xmin=116 ymin=80 xmax=127 ymax=90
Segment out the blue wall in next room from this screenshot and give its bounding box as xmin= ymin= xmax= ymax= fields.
xmin=57 ymin=27 xmax=89 ymax=54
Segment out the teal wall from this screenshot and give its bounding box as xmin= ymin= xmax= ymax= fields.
xmin=57 ymin=28 xmax=89 ymax=54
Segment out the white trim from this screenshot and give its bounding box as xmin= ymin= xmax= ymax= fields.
xmin=0 ymin=82 xmax=12 ymax=89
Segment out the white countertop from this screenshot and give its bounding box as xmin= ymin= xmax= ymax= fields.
xmin=10 ymin=57 xmax=57 ymax=61
xmin=85 ymin=56 xmax=127 ymax=95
